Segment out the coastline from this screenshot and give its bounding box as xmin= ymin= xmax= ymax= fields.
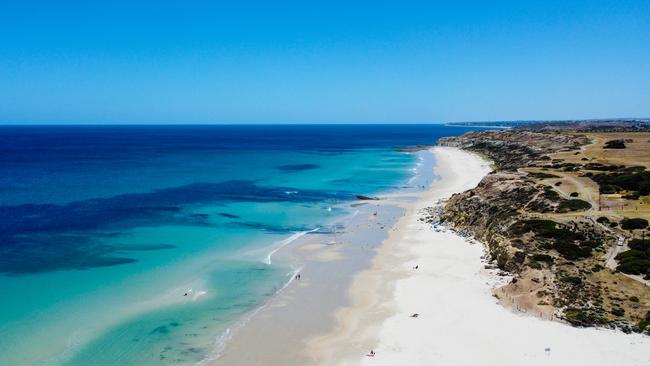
xmin=439 ymin=129 xmax=649 ymax=330
xmin=309 ymin=147 xmax=648 ymax=366
xmin=306 ymin=146 xmax=492 ymax=364
xmin=206 ymin=145 xmax=648 ymax=365
xmin=206 ymin=149 xmax=437 ymax=365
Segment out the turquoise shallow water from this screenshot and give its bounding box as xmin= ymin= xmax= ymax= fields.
xmin=0 ymin=125 xmax=482 ymax=365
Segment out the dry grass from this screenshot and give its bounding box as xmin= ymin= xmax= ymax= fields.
xmin=590 ymin=270 xmax=650 ymax=324
xmin=550 ymin=132 xmax=650 ymax=224
xmin=494 ymin=268 xmax=555 ymax=320
xmin=555 ymin=132 xmax=650 ymax=169
xmin=515 ymin=131 xmax=650 ymax=326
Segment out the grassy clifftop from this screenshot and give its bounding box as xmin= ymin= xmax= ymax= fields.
xmin=437 ymin=127 xmax=650 ymax=333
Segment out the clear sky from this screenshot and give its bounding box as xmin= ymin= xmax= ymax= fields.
xmin=1 ymin=1 xmax=649 ymax=124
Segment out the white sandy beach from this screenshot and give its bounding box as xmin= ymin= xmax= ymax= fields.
xmin=310 ymin=147 xmax=649 ymax=366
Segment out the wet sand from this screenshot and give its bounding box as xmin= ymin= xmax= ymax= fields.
xmin=207 ymin=150 xmax=435 ymax=365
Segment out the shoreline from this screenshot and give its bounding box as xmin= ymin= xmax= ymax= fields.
xmin=206 ymin=146 xmax=648 ymax=366
xmin=206 ymin=149 xmax=436 ymax=365
xmin=310 ymin=147 xmax=648 ymax=366
xmin=306 ymin=146 xmax=493 ymax=364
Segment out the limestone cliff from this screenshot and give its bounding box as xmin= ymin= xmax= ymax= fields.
xmin=434 ymin=128 xmax=649 ymax=332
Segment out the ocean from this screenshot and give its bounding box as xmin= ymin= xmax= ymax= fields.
xmin=0 ymin=124 xmax=482 ymax=365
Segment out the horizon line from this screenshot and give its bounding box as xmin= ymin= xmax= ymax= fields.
xmin=0 ymin=117 xmax=648 ymax=127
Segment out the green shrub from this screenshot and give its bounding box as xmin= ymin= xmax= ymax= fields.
xmin=496 ymin=251 xmax=509 ymax=270
xmin=592 ymin=264 xmax=604 ymax=272
xmin=616 ymin=249 xmax=647 ymax=260
xmin=564 ymin=308 xmax=606 ymax=326
xmin=620 ymin=218 xmax=649 ymax=230
xmin=560 ymin=276 xmax=583 ymax=285
xmin=584 ymin=163 xmax=622 ymax=171
xmin=509 ymin=219 xmax=557 ymax=236
xmin=531 ymin=254 xmax=554 ymax=263
xmin=628 ymin=239 xmax=650 ymax=251
xmin=638 ymin=320 xmax=650 ymax=333
xmin=555 ymin=241 xmax=592 ymax=260
xmin=617 ymin=259 xmax=650 ymax=275
xmin=596 ymin=216 xmax=610 ymax=224
xmin=528 ymin=260 xmax=542 ymax=270
xmin=591 ymin=169 xmax=650 ymax=195
xmin=604 ymin=139 xmax=626 ymax=149
xmin=622 ymin=194 xmax=640 ymax=200
xmin=581 ymin=239 xmax=601 ymax=248
xmin=611 ymin=308 xmax=625 ymax=316
xmin=516 ymin=220 xmax=582 ymax=239
xmin=509 ymin=220 xmax=591 ymax=260
xmin=543 ymin=187 xmax=560 ymax=199
xmin=557 ymin=199 xmax=591 ymax=213
xmin=599 ymin=184 xmax=619 ymax=194
xmin=529 ymin=172 xmax=560 ymax=179
xmin=615 ymin=247 xmax=650 ymax=275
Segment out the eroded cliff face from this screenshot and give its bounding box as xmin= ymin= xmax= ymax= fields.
xmin=435 ymin=129 xmax=649 ymax=332
xmin=439 ymin=130 xmax=588 ymax=171
xmin=441 ymin=172 xmax=532 ymax=270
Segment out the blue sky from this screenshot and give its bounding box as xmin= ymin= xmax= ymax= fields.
xmin=1 ymin=1 xmax=649 ymax=124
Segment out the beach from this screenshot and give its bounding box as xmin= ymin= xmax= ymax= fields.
xmin=208 ymin=151 xmax=435 ymax=365
xmin=0 ymin=125 xmax=481 ymax=365
xmin=6 ymin=1 xmax=650 ymax=363
xmin=307 ymin=146 xmax=649 ymax=366
xmin=3 ymin=129 xmax=646 ymax=365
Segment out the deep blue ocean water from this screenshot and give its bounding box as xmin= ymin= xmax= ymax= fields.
xmin=0 ymin=124 xmax=481 ymax=365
